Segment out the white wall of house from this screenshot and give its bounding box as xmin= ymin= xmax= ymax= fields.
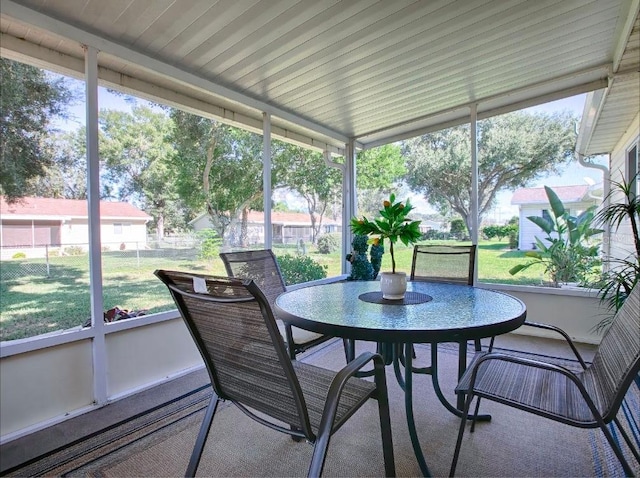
xmin=517 ymin=201 xmax=596 ymax=250
xmin=607 ymin=112 xmax=639 ymax=260
xmin=59 ymin=219 xmax=148 ymax=250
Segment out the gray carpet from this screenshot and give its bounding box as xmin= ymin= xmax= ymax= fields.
xmin=5 ymin=340 xmax=639 ymax=477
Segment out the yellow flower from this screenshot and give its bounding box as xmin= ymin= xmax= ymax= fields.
xmin=372 ymin=237 xmax=380 ymax=246
xmin=383 ymin=200 xmax=391 ymax=208
xmin=398 ymin=203 xmax=404 ymax=210
xmin=358 ymin=219 xmax=364 ymax=225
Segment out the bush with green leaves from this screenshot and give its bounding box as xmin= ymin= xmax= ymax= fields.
xmin=509 ymin=186 xmax=602 ymax=286
xmin=197 ymin=229 xmax=222 ymax=260
xmin=509 ymin=230 xmax=518 ymax=250
xmin=316 ymin=233 xmax=340 ymax=254
xmin=277 ymin=254 xmax=327 ymax=285
xmin=64 ymin=246 xmax=85 ymax=256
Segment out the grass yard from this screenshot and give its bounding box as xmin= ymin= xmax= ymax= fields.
xmin=1 ymin=240 xmax=545 ymax=341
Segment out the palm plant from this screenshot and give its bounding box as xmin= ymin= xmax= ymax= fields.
xmin=593 ymin=174 xmax=640 ymax=327
xmin=509 ymin=186 xmax=602 ymax=287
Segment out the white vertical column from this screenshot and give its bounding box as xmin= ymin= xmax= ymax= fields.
xmin=85 ymin=45 xmax=107 ymax=405
xmin=262 ymin=112 xmax=272 ymax=249
xmin=342 ymin=140 xmax=357 ymax=275
xmin=470 ymin=103 xmax=479 ymax=285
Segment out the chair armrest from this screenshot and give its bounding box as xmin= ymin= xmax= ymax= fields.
xmin=522 ymin=321 xmax=588 ymax=369
xmin=468 ymin=353 xmax=596 ymax=410
xmin=315 ymin=352 xmax=386 ymax=439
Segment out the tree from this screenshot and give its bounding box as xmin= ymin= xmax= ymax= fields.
xmin=356 ymin=144 xmax=407 ymax=217
xmin=99 ymin=106 xmax=180 ymax=240
xmin=27 ymin=128 xmax=88 ymax=199
xmin=169 ymin=110 xmax=264 ymax=246
xmin=274 ymin=142 xmax=407 ymax=243
xmin=403 ymin=111 xmax=576 ymax=234
xmin=274 ymin=143 xmax=342 ymax=244
xmin=0 ymin=59 xmax=73 ymax=203
xmin=449 ymin=218 xmax=467 ymax=239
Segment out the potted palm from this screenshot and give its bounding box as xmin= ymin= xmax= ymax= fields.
xmin=350 ymin=194 xmax=422 ymax=299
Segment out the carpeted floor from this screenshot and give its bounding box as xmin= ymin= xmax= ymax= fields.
xmin=4 ymin=340 xmax=639 ymax=477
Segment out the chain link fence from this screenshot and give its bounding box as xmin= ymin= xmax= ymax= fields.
xmin=0 ymin=239 xmax=203 ymax=282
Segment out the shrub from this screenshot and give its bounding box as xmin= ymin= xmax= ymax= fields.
xmin=277 ymin=254 xmax=327 ymax=285
xmin=509 ymin=186 xmax=602 ymax=286
xmin=316 ymin=233 xmax=340 ymax=254
xmin=64 ymin=246 xmax=85 ymax=256
xmin=11 ymin=252 xmax=26 ymax=259
xmin=509 ymin=230 xmax=518 ymax=250
xmin=197 ymin=229 xmax=222 ymax=260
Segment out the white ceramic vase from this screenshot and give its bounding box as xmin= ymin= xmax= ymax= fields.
xmin=379 ymin=271 xmax=407 ymax=300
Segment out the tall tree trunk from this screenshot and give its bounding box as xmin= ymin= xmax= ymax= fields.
xmin=240 ymin=207 xmax=249 ymax=247
xmin=156 ymin=215 xmax=165 ymax=242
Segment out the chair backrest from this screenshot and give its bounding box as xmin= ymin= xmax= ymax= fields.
xmin=220 ymin=249 xmax=286 ymax=305
xmin=586 ymin=284 xmax=640 ymax=421
xmin=154 ymin=270 xmax=313 ymax=437
xmin=410 ymin=244 xmax=476 ymax=285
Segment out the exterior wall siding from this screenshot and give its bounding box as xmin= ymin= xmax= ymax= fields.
xmin=607 ymin=113 xmax=639 ymax=261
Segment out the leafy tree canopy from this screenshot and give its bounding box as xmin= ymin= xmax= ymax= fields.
xmin=0 ymin=59 xmax=74 ymax=203
xmin=169 ymin=110 xmax=264 ymax=244
xmin=403 ymin=111 xmax=577 ymax=234
xmin=356 ymin=143 xmax=407 ymax=217
xmin=99 ymin=105 xmax=184 ymax=238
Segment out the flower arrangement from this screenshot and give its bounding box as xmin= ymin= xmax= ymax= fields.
xmin=350 ymin=194 xmax=422 ymax=274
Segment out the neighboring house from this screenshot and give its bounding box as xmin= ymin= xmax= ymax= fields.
xmin=190 ymin=210 xmax=342 ymax=245
xmin=510 ymin=185 xmax=601 ymax=250
xmin=0 ymin=197 xmax=151 ymax=259
xmin=418 ymin=219 xmax=444 ymax=233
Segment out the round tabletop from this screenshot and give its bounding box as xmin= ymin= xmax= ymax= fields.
xmin=275 ymin=281 xmax=527 ymax=343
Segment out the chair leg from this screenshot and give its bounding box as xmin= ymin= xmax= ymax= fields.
xmin=308 ymin=433 xmax=332 ymax=478
xmin=614 ymin=417 xmax=640 ymax=465
xmin=449 ymin=392 xmax=475 ymax=477
xmin=470 ymin=396 xmax=482 ymax=433
xmin=186 ymin=394 xmax=220 ymax=477
xmin=598 ymin=419 xmax=637 ymax=477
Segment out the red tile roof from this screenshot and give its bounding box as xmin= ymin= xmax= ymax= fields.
xmin=511 ymin=185 xmax=590 ymax=205
xmin=0 ymin=197 xmax=151 ymax=220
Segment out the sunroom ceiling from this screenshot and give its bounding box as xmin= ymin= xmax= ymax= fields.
xmin=0 ymin=0 xmax=636 ymax=153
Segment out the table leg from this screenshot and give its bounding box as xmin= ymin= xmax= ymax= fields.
xmin=404 ymin=342 xmax=432 ymax=477
xmin=426 ymin=342 xmax=491 ymax=421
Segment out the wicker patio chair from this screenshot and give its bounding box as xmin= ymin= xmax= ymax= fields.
xmin=155 ymin=270 xmax=395 ymax=478
xmin=220 ymin=249 xmax=333 ymax=359
xmin=450 ymin=284 xmax=640 ymax=477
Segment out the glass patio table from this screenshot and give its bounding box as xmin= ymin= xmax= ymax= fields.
xmin=275 ymin=280 xmax=526 ymax=477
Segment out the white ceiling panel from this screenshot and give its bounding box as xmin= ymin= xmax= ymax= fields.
xmin=1 ymin=0 xmax=637 ymax=151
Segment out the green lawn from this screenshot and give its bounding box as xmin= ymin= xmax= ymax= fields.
xmin=0 ymin=240 xmax=544 ymax=341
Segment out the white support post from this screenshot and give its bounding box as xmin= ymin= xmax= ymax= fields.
xmin=470 ymin=103 xmax=479 ymax=285
xmin=262 ymin=112 xmax=272 ymax=249
xmin=342 ymin=140 xmax=357 ymax=275
xmin=85 ymin=45 xmax=107 ymax=406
